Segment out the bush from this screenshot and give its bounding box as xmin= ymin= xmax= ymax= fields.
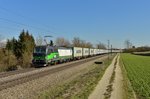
xmin=21 ymin=51 xmax=32 ymax=68
xmin=0 ymin=49 xmax=17 ymax=71
xmin=123 ymin=46 xmax=150 ymax=53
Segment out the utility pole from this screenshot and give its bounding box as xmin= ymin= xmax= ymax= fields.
xmin=108 ymin=40 xmax=110 ymax=59
xmin=111 ymin=44 xmax=112 ymax=56
xmin=107 ymin=40 xmax=110 ymax=65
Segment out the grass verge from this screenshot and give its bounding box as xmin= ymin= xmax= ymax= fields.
xmin=38 ymin=55 xmax=115 ymax=99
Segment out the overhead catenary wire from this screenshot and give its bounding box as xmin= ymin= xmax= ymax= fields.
xmin=0 ymin=25 xmax=21 ymax=32
xmin=0 ymin=5 xmax=62 ymax=36
xmin=0 ymin=17 xmax=55 ymax=34
xmin=0 ymin=5 xmax=72 ymax=41
xmin=0 ymin=5 xmax=55 ymax=31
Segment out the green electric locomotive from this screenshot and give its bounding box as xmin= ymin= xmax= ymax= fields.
xmin=32 ymin=45 xmax=73 ymax=66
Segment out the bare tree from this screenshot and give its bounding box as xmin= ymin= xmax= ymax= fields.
xmin=85 ymin=42 xmax=93 ymax=48
xmin=72 ymin=37 xmax=94 ymax=48
xmin=80 ymin=40 xmax=86 ymax=47
xmin=55 ymin=37 xmax=71 ymax=47
xmin=124 ymin=40 xmax=132 ymax=49
xmin=96 ymin=42 xmax=106 ymax=49
xmin=129 ymin=42 xmax=133 ymax=48
xmin=36 ymin=35 xmax=43 ymax=46
xmin=72 ymin=37 xmax=81 ymax=47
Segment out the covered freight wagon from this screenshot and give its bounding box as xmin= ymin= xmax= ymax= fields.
xmin=99 ymin=49 xmax=105 ymax=54
xmin=94 ymin=49 xmax=98 ymax=55
xmin=82 ymin=48 xmax=90 ymax=57
xmin=97 ymin=49 xmax=100 ymax=55
xmin=58 ymin=47 xmax=73 ymax=61
xmin=90 ymin=48 xmax=94 ymax=56
xmin=73 ymin=47 xmax=83 ymax=59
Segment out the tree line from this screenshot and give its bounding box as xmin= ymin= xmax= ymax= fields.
xmin=0 ymin=30 xmax=106 ymax=71
xmin=36 ymin=36 xmax=106 ymax=49
xmin=0 ymin=30 xmax=35 ymax=71
xmin=123 ymin=46 xmax=150 ymax=53
xmin=6 ymin=30 xmax=35 ymax=60
xmin=123 ymin=39 xmax=150 ymax=53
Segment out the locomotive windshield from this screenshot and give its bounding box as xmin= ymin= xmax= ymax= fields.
xmin=34 ymin=46 xmax=46 ymax=54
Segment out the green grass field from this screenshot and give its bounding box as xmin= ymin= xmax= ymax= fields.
xmin=121 ymin=53 xmax=150 ymax=99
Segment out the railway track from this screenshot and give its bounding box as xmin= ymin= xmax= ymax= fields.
xmin=0 ymin=55 xmax=107 ymax=91
xmin=0 ymin=68 xmax=36 ymax=78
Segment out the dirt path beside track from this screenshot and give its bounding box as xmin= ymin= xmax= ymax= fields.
xmin=110 ymin=55 xmax=123 ymax=99
xmin=89 ymin=54 xmax=124 ymax=99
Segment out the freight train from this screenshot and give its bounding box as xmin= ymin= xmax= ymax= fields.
xmin=32 ymin=45 xmax=120 ymax=66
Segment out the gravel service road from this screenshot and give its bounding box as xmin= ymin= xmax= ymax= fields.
xmin=110 ymin=55 xmax=123 ymax=99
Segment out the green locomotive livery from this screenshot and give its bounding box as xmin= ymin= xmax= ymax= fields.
xmin=32 ymin=46 xmax=73 ymax=66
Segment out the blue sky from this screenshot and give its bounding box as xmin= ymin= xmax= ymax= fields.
xmin=0 ymin=0 xmax=150 ymax=48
